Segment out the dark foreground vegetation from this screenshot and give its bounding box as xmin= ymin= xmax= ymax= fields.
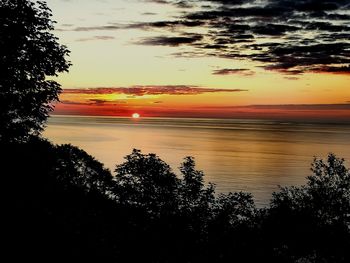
xmin=2 ymin=138 xmax=350 ymax=262
xmin=1 ymin=1 xmax=350 ymax=262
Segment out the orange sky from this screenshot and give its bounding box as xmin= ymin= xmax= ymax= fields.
xmin=49 ymin=0 xmax=350 ymax=120
xmin=54 ymin=85 xmax=350 ymax=121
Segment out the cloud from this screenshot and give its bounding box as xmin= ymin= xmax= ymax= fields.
xmin=54 ymin=101 xmax=350 ymax=120
xmin=63 ymin=85 xmax=247 ymax=96
xmin=130 ymin=0 xmax=350 ymax=75
xmin=212 ymin=68 xmax=255 ymax=76
xmin=143 ymin=0 xmax=195 ymax=8
xmin=141 ymin=12 xmax=158 ymax=15
xmin=144 ymin=0 xmax=169 ymax=3
xmin=70 ymin=25 xmax=122 ymax=32
xmin=76 ymin=36 xmax=115 ymax=42
xmin=244 ymin=103 xmax=350 ymax=110
xmin=62 ymin=20 xmax=206 ymax=32
xmin=88 ymin=99 xmax=109 ymax=105
xmin=311 ymin=65 xmax=350 ymax=74
xmin=57 ymin=1 xmax=349 ymax=75
xmin=61 ymin=23 xmax=74 ymax=27
xmin=203 ymin=103 xmax=350 ymax=109
xmin=135 ymin=34 xmax=203 ymax=46
xmin=60 ymin=100 xmax=87 ymax=105
xmin=284 ymin=76 xmax=299 ymax=80
xmin=60 ymin=99 xmax=108 ymax=106
xmin=60 ymin=99 xmax=126 ymax=106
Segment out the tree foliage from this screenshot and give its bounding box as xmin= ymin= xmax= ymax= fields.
xmin=4 ymin=137 xmax=350 ymax=262
xmin=271 ymin=153 xmax=350 ymax=228
xmin=52 ymin=144 xmax=114 ymax=194
xmin=113 ymin=149 xmax=180 ymax=217
xmin=179 ymin=156 xmax=215 ymax=208
xmin=0 ymin=0 xmax=70 ymax=142
xmin=266 ymin=153 xmax=350 ymax=262
xmin=2 ymin=2 xmax=349 ymax=261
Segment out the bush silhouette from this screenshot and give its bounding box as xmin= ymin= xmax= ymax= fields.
xmin=54 ymin=144 xmax=114 ymax=193
xmin=3 ymin=136 xmax=350 ymax=262
xmin=264 ymin=154 xmax=350 ymax=262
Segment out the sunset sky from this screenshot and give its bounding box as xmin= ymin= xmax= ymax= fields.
xmin=49 ymin=0 xmax=350 ymax=120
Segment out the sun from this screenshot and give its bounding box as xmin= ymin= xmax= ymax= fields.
xmin=132 ymin=113 xmax=140 ymax=119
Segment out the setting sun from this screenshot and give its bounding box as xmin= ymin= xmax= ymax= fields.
xmin=132 ymin=113 xmax=140 ymax=119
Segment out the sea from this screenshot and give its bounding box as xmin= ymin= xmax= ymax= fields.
xmin=44 ymin=115 xmax=350 ymax=207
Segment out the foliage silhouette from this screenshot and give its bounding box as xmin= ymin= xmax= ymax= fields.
xmin=3 ymin=138 xmax=122 ymax=261
xmin=0 ymin=0 xmax=70 ymax=142
xmin=54 ymin=144 xmax=114 ymax=193
xmin=113 ymin=149 xmax=180 ymax=218
xmin=2 ymin=1 xmax=350 ymax=262
xmin=264 ymin=153 xmax=350 ymax=262
xmin=179 ymin=156 xmax=215 ymax=211
xmin=3 ymin=137 xmax=350 ymax=262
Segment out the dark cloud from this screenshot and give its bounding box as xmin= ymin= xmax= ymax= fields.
xmin=144 ymin=0 xmax=195 ymax=8
xmin=64 ymin=20 xmax=206 ymax=32
xmin=61 ymin=23 xmax=74 ymax=27
xmin=141 ymin=12 xmax=158 ymax=15
xmin=252 ymin=24 xmax=301 ymax=36
xmin=284 ymin=76 xmax=299 ymax=80
xmin=135 ymin=35 xmax=203 ymax=46
xmin=246 ymin=103 xmax=350 ymax=110
xmin=60 ymin=100 xmax=87 ymax=105
xmin=76 ymin=36 xmax=115 ymax=42
xmin=71 ymin=25 xmax=122 ymax=31
xmin=63 ymin=85 xmax=247 ymax=96
xmin=174 ymin=1 xmax=195 ymax=8
xmin=205 ymin=0 xmax=255 ymax=5
xmin=59 ymin=0 xmax=350 ymax=75
xmin=147 ymin=0 xmax=256 ymax=7
xmin=89 ymin=99 xmax=108 ymax=105
xmin=132 ymin=0 xmax=350 ymax=75
xmin=60 ymin=99 xmax=108 ymax=106
xmin=198 ymin=103 xmax=350 ymax=111
xmin=212 ymin=68 xmax=255 ymax=76
xmin=144 ymin=0 xmax=169 ymax=3
xmin=60 ymin=99 xmax=126 ymax=106
xmin=311 ymin=65 xmax=350 ymax=74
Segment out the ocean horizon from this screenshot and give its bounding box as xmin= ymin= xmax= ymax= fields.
xmin=44 ymin=115 xmax=350 ymax=207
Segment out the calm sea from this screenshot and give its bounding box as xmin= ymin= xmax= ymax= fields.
xmin=44 ymin=115 xmax=350 ymax=207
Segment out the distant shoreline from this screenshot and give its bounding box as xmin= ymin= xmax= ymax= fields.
xmin=50 ymin=113 xmax=350 ymax=125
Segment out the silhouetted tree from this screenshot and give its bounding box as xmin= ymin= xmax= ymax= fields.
xmin=271 ymin=153 xmax=350 ymax=228
xmin=180 ymin=156 xmax=215 ymax=206
xmin=178 ymin=156 xmax=215 ymax=235
xmin=308 ymin=153 xmax=350 ymax=227
xmin=0 ymin=0 xmax=70 ymax=142
xmin=53 ymin=144 xmax=114 ymax=194
xmin=3 ymin=135 xmax=350 ymax=263
xmin=2 ymin=1 xmax=349 ymax=262
xmin=113 ymin=149 xmax=180 ymax=218
xmin=265 ymin=153 xmax=350 ymax=262
xmin=212 ymin=192 xmax=256 ymax=229
xmin=206 ymin=192 xmax=258 ymax=262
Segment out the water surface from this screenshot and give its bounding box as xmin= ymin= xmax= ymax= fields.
xmin=44 ymin=115 xmax=350 ymax=206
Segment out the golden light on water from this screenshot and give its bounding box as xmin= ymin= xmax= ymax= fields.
xmin=132 ymin=113 xmax=140 ymax=119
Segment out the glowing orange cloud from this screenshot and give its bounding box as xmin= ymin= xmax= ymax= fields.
xmin=62 ymin=86 xmax=247 ymax=96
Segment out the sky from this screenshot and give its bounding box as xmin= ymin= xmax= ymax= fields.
xmin=48 ymin=0 xmax=350 ymax=120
